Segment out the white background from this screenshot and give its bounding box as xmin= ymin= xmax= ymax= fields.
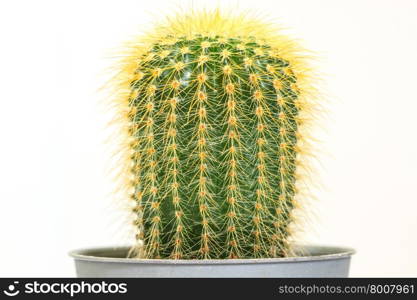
xmin=0 ymin=0 xmax=416 ymax=277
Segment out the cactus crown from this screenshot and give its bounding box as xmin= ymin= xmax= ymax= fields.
xmin=108 ymin=10 xmax=319 ymax=259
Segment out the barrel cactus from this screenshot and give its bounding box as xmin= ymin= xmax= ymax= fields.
xmin=108 ymin=10 xmax=318 ymax=259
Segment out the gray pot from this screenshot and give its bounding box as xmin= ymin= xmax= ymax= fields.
xmin=70 ymin=245 xmax=354 ymax=277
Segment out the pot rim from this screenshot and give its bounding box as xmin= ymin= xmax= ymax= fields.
xmin=69 ymin=245 xmax=355 ymax=265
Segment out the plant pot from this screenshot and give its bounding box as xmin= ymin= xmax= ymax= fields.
xmin=70 ymin=245 xmax=354 ymax=277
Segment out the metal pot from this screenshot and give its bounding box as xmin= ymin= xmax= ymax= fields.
xmin=70 ymin=245 xmax=354 ymax=277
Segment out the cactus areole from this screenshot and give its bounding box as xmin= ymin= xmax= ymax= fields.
xmin=109 ymin=10 xmax=319 ymax=259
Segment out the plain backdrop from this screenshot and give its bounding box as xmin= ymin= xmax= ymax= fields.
xmin=0 ymin=0 xmax=416 ymax=277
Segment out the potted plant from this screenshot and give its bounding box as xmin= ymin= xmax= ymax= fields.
xmin=70 ymin=9 xmax=354 ymax=277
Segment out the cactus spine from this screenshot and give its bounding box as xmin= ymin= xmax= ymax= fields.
xmin=109 ymin=10 xmax=318 ymax=259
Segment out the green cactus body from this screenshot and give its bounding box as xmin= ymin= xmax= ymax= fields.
xmin=109 ymin=11 xmax=317 ymax=259
xmin=126 ymin=36 xmax=301 ymax=259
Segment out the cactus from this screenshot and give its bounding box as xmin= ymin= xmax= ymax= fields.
xmin=108 ymin=10 xmax=318 ymax=259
